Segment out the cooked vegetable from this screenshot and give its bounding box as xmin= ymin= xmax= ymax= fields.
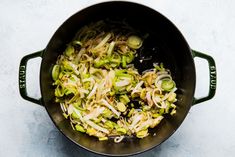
xmin=52 ymin=20 xmax=177 ymax=143
xmin=127 ymin=35 xmax=143 ymax=49
xmin=52 ymin=65 xmax=60 ymax=81
xmin=75 ymin=124 xmax=86 ymax=133
xmin=161 ymin=79 xmax=175 ymax=92
xmin=99 ymin=137 xmax=108 ymax=141
xmin=116 ymin=102 xmax=127 ymax=112
xmin=136 ymin=129 xmax=148 ymax=138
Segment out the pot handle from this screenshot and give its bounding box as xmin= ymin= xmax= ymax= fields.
xmin=192 ymin=50 xmax=217 ymax=105
xmin=19 ymin=50 xmax=43 ymax=105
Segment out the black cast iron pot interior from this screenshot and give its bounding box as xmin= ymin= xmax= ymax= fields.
xmin=40 ymin=1 xmax=195 ymax=156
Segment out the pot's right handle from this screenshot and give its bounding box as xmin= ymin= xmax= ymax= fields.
xmin=19 ymin=50 xmax=44 ymax=105
xmin=192 ymin=50 xmax=217 ymax=105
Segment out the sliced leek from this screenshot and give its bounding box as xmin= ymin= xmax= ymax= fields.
xmin=52 ymin=20 xmax=177 ymax=143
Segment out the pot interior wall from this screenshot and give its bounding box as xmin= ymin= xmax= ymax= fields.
xmin=40 ymin=2 xmax=196 ymax=156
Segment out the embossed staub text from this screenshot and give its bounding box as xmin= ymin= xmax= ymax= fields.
xmin=210 ymin=65 xmax=216 ymax=90
xmin=19 ymin=65 xmax=26 ymax=89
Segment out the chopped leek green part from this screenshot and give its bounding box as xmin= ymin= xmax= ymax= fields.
xmin=127 ymin=35 xmax=142 ymax=49
xmin=109 ymin=90 xmax=115 ymax=96
xmin=104 ymin=121 xmax=114 ymax=130
xmin=109 ymin=53 xmax=121 ymax=67
xmin=83 ymin=73 xmax=90 ymax=78
xmin=126 ymin=52 xmax=134 ymax=63
xmin=117 ymin=102 xmax=126 ymax=112
xmin=86 ymin=127 xmax=97 ymax=136
xmin=127 ymin=108 xmax=135 ymax=117
xmin=152 ymin=113 xmax=161 ymax=118
xmin=121 ymin=56 xmax=127 ymax=68
xmin=154 ymin=63 xmax=165 ymax=71
xmin=117 ymin=128 xmax=127 ymax=134
xmin=170 ymin=109 xmax=176 ymax=115
xmin=64 ymin=45 xmax=75 ymax=56
xmin=143 ymin=105 xmax=151 ymax=111
xmin=165 ymin=101 xmax=171 ymax=113
xmin=94 ymin=117 xmax=102 ymax=123
xmin=99 ymin=137 xmax=108 ymax=141
xmin=94 ymin=58 xmax=109 ymax=68
xmin=140 ymin=89 xmax=147 ymax=100
xmin=102 ymin=108 xmax=113 ymax=118
xmin=150 ymin=118 xmax=163 ymax=128
xmin=55 ymin=86 xmax=64 ymax=97
xmin=119 ymin=94 xmax=130 ymax=105
xmin=63 ymin=113 xmax=69 ymax=119
xmin=167 ymin=93 xmax=176 ymax=102
xmin=159 ymin=108 xmax=165 ymax=115
xmin=130 ymin=103 xmax=134 ymax=108
xmin=72 ymin=40 xmax=83 ymax=46
xmin=52 ymin=65 xmax=60 ymax=81
xmin=71 ymin=111 xmax=80 ymax=119
xmin=161 ymin=79 xmax=175 ymax=92
xmin=61 ymin=60 xmax=78 ymax=74
xmin=136 ymin=129 xmax=148 ymax=138
xmin=75 ymin=124 xmax=86 ymax=133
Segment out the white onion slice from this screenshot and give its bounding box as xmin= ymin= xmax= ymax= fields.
xmin=100 ymin=99 xmax=121 ymax=117
xmin=87 ymin=84 xmax=98 ymax=99
xmin=86 ymin=120 xmax=109 ymax=134
xmin=67 ymin=104 xmax=74 ymax=114
xmin=94 ymin=33 xmax=111 ymax=49
xmin=73 ymin=107 xmax=84 ymax=122
xmin=129 ymin=114 xmax=142 ymax=130
xmin=83 ymin=107 xmax=105 ymax=121
xmin=135 ymin=119 xmax=152 ymax=132
xmin=60 ymin=103 xmax=67 ymax=113
xmin=155 ymin=74 xmax=172 ymax=86
xmin=115 ymin=80 xmax=130 ymax=87
xmin=114 ymin=136 xmax=125 ymax=143
xmin=161 ymin=87 xmax=177 ymax=101
xmin=131 ymin=81 xmax=144 ymax=95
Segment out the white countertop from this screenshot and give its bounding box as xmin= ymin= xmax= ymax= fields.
xmin=0 ymin=0 xmax=234 ymax=156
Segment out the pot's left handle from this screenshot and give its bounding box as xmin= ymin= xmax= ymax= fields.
xmin=19 ymin=50 xmax=44 ymax=105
